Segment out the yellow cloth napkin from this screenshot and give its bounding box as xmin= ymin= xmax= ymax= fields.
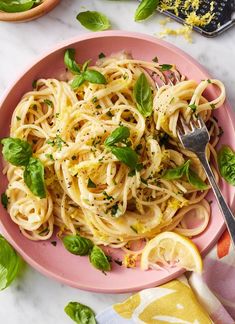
xmin=97 ymin=276 xmax=212 ymax=324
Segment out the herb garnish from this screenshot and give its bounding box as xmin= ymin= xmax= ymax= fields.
xmin=218 ymin=145 xmax=235 ymax=186
xmin=99 ymin=52 xmax=106 ymax=59
xmin=163 ymin=160 xmax=208 ymax=190
xmin=1 ymin=193 xmax=8 ymax=209
xmin=159 ymin=64 xmax=173 ymax=71
xmin=133 ymin=73 xmax=153 ymax=118
xmin=189 ymin=103 xmax=197 ymax=112
xmin=88 ymin=178 xmax=97 ymax=188
xmin=64 ymin=49 xmax=106 ymax=90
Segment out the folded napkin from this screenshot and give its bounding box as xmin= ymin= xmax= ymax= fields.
xmin=97 ymin=230 xmax=234 ymax=324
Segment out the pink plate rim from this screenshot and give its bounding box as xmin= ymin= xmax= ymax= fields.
xmin=0 ymin=31 xmax=235 ymax=293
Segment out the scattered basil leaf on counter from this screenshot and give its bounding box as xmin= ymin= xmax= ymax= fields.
xmin=0 ymin=0 xmax=37 ymax=13
xmin=0 ymin=234 xmax=21 ymax=291
xmin=89 ymin=246 xmax=111 ymax=271
xmin=76 ymin=11 xmax=111 ymax=31
xmin=88 ymin=178 xmax=97 ymax=189
xmin=1 ymin=137 xmax=32 ymax=166
xmin=218 ymin=145 xmax=235 ymax=186
xmin=133 ymin=73 xmax=153 ymax=117
xmin=65 ymin=302 xmax=96 ymax=324
xmin=64 ymin=49 xmax=81 ymax=74
xmin=63 ymin=235 xmax=94 ymax=256
xmin=110 ymin=146 xmax=138 ymax=169
xmin=135 ymin=0 xmax=159 ymax=21
xmin=163 ymin=160 xmax=190 ymax=180
xmin=83 ymin=70 xmax=107 ymax=85
xmin=23 ymin=157 xmax=46 ymax=199
xmin=104 ymin=126 xmax=130 ymax=147
xmin=1 ymin=193 xmax=8 ymax=209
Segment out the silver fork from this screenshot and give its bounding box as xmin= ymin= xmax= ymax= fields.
xmin=177 ymin=115 xmax=235 ymax=246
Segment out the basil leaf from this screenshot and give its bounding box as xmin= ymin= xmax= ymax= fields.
xmin=64 ymin=49 xmax=81 ymax=74
xmin=186 ymin=169 xmax=208 ymax=190
xmin=133 ymin=73 xmax=153 ymax=117
xmin=218 ymin=145 xmax=235 ymax=186
xmin=23 ymin=157 xmax=46 ymax=199
xmin=159 ymin=64 xmax=173 ymax=71
xmin=110 ymin=146 xmax=138 ymax=169
xmin=71 ymin=75 xmax=85 ymax=90
xmin=89 ymin=246 xmax=111 ymax=271
xmin=76 ymin=11 xmax=110 ymax=32
xmin=63 ymin=235 xmax=93 ymax=256
xmin=0 ymin=235 xmax=21 ymax=291
xmin=162 ymin=160 xmax=190 ymax=180
xmin=1 ymin=193 xmax=8 ymax=209
xmin=1 ymin=137 xmax=32 ymax=166
xmin=104 ymin=126 xmax=130 ymax=147
xmin=0 ymin=0 xmax=36 ymax=13
xmin=65 ymin=302 xmax=96 ymax=324
xmin=83 ymin=70 xmax=107 ymax=84
xmin=135 ymin=0 xmax=159 ymax=21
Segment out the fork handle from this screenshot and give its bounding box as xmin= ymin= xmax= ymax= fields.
xmin=198 ymin=153 xmax=235 ymax=247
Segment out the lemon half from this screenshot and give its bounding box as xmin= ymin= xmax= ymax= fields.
xmin=141 ymin=231 xmax=203 ymax=273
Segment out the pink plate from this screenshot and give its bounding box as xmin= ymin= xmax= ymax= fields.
xmin=0 ymin=31 xmax=235 ymax=293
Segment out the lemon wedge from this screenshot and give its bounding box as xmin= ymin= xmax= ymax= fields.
xmin=141 ymin=231 xmax=203 ymax=273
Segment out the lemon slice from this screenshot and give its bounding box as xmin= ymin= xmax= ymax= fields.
xmin=141 ymin=231 xmax=203 ymax=273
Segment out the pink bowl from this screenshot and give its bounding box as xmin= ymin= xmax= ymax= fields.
xmin=0 ymin=31 xmax=235 ymax=293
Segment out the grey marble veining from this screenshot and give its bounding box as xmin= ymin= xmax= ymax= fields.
xmin=0 ymin=0 xmax=235 ymax=323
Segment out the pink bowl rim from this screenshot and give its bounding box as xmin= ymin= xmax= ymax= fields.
xmin=0 ymin=30 xmax=234 ymax=293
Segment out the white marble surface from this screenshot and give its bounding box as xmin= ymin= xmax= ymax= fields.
xmin=0 ymin=0 xmax=235 ymax=323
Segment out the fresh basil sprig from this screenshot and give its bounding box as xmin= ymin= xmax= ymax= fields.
xmin=23 ymin=157 xmax=46 ymax=199
xmin=1 ymin=138 xmax=32 ymax=166
xmin=133 ymin=73 xmax=153 ymax=118
xmin=0 ymin=235 xmax=21 ymax=291
xmin=76 ymin=11 xmax=110 ymax=31
xmin=64 ymin=49 xmax=107 ymax=90
xmin=218 ymin=145 xmax=235 ymax=186
xmin=163 ymin=160 xmax=208 ymax=190
xmin=104 ymin=126 xmax=130 ymax=147
xmin=62 ymin=235 xmax=94 ymax=256
xmin=0 ymin=0 xmax=40 ymax=13
xmin=89 ymin=246 xmax=111 ymax=272
xmin=135 ymin=0 xmax=159 ymax=21
xmin=65 ymin=302 xmax=96 ymax=324
xmin=1 ymin=137 xmax=46 ymax=199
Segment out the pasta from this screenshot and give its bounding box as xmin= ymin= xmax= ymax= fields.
xmin=3 ymin=52 xmax=225 ymax=258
